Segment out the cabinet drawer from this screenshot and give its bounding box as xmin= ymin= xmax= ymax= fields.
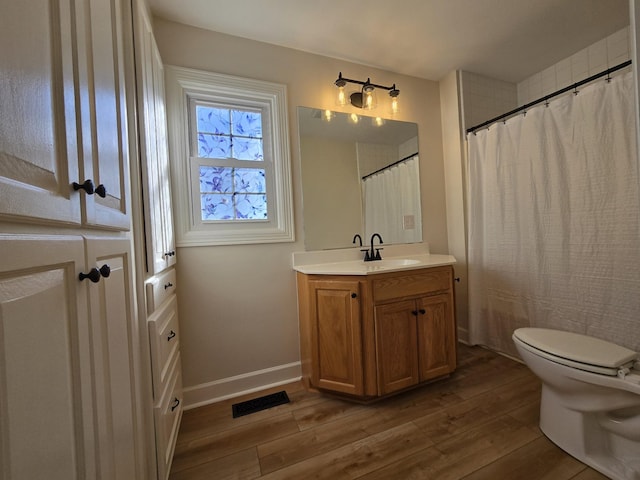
xmin=372 ymin=267 xmax=451 ymax=303
xmin=146 ymin=268 xmax=177 ymax=314
xmin=154 ymin=354 xmax=182 ymax=480
xmin=148 ymin=295 xmax=179 ymax=398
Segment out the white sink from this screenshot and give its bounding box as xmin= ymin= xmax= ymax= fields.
xmin=368 ymin=258 xmax=421 ymax=267
xmin=365 ymin=258 xmax=422 ymax=270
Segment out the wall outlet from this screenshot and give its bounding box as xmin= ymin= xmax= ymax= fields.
xmin=403 ymin=215 xmax=415 ymax=230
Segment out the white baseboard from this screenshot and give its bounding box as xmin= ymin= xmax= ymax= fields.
xmin=182 ymin=361 xmax=302 ymax=410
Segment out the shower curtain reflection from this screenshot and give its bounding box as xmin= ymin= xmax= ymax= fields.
xmin=467 ymin=72 xmax=640 ymax=357
xmin=363 ymin=155 xmax=422 ymax=245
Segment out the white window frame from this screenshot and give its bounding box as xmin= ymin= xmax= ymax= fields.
xmin=165 ymin=65 xmax=294 ymax=246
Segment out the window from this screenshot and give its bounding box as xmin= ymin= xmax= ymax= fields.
xmin=165 ymin=66 xmax=294 ymax=246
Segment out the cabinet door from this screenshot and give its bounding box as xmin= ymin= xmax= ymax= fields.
xmin=134 ymin=1 xmax=176 ymax=274
xmin=309 ymin=279 xmax=363 ymax=395
xmin=85 ymin=237 xmax=144 ymax=480
xmin=417 ymin=293 xmax=456 ymax=381
xmin=374 ymin=300 xmax=420 ymax=395
xmin=0 ymin=0 xmax=82 ymax=225
xmin=76 ymin=0 xmax=131 ymax=230
xmin=0 ymin=235 xmax=97 ymax=480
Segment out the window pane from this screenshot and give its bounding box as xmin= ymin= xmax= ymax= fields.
xmin=235 ymin=193 xmax=267 ymax=219
xmin=201 ymin=194 xmax=234 ymax=220
xmin=200 ymin=166 xmax=232 ymax=193
xmin=196 ymin=106 xmax=230 ymax=134
xmin=198 ymin=133 xmax=231 ymax=158
xmin=233 ymin=137 xmax=263 ymax=161
xmin=235 ymin=168 xmax=265 ymax=193
xmin=232 ymin=110 xmax=262 ymax=138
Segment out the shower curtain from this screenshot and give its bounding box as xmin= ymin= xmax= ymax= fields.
xmin=363 ymin=155 xmax=422 ymax=244
xmin=467 ymin=72 xmax=640 ymax=357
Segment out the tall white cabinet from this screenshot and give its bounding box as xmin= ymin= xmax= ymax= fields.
xmin=0 ymin=0 xmax=183 ymax=478
xmin=0 ymin=0 xmax=146 ymax=479
xmin=131 ymin=1 xmax=183 ymax=479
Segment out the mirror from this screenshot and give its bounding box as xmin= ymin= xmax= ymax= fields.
xmin=298 ymin=106 xmax=422 ymax=251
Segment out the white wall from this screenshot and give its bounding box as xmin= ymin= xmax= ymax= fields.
xmin=518 ymin=27 xmax=631 ymax=105
xmin=153 ymin=18 xmax=448 ymax=407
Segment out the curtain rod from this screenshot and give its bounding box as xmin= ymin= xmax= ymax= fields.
xmin=362 ymin=152 xmax=418 ymax=180
xmin=466 ymin=59 xmax=632 ymax=134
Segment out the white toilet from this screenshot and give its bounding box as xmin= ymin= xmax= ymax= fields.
xmin=512 ymin=327 xmax=640 ymax=480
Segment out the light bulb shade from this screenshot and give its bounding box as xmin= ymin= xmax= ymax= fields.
xmin=336 ymin=85 xmax=347 ymax=106
xmin=389 ymin=88 xmax=400 ymax=115
xmin=363 ymin=86 xmax=377 ymax=110
xmin=390 ymin=95 xmax=399 ymax=115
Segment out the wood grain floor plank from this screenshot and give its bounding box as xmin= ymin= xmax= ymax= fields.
xmin=259 ymin=422 xmax=434 ymax=480
xmin=171 ymin=412 xmax=299 ymax=473
xmin=459 ymin=436 xmax=591 ymax=480
xmin=169 ymin=448 xmax=261 ymax=480
xmin=357 ymin=415 xmax=539 ymax=480
xmin=169 ymin=344 xmax=604 ymax=480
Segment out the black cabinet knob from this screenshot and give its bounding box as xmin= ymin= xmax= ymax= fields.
xmin=164 ymin=251 xmax=176 ymax=257
xmin=79 ymin=265 xmax=110 ymax=283
xmin=99 ymin=264 xmax=110 ymax=278
xmin=79 ymin=268 xmax=101 ymax=283
xmin=73 ymin=179 xmax=107 ymax=198
xmin=419 ymin=309 xmax=426 ymax=315
xmin=164 ymin=282 xmax=173 ymax=290
xmin=454 ymin=277 xmax=461 ymax=282
xmin=170 ymin=397 xmax=180 ymax=412
xmin=167 ymin=330 xmax=176 ymax=341
xmin=412 ymin=310 xmax=418 ymax=316
xmin=351 ymin=293 xmax=357 ymax=298
xmin=94 ymin=184 xmax=107 ymax=198
xmin=72 ymin=179 xmax=95 ymax=194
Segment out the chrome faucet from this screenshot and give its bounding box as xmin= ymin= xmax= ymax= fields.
xmin=352 ymin=234 xmax=363 ymax=247
xmin=364 ymin=233 xmax=383 ymax=262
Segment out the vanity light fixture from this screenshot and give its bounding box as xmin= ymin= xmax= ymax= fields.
xmin=335 ymin=72 xmax=400 ymax=114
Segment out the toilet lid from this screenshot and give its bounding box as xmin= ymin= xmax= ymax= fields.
xmin=513 ymin=328 xmax=638 ymax=375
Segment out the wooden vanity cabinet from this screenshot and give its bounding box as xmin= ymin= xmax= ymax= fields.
xmin=297 ymin=265 xmax=456 ymax=400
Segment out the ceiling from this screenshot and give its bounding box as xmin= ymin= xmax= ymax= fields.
xmin=149 ymin=0 xmax=629 ymax=83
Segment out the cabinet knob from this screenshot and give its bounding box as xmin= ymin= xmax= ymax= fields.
xmin=412 ymin=310 xmax=418 ymax=316
xmin=170 ymin=397 xmax=180 ymax=412
xmin=72 ymin=179 xmax=107 ymax=198
xmin=167 ymin=330 xmax=176 ymax=341
xmin=351 ymin=293 xmax=357 ymax=298
xmin=79 ymin=265 xmax=110 ymax=283
xmin=72 ymin=179 xmax=95 ymax=194
xmin=79 ymin=268 xmax=101 ymax=283
xmin=419 ymin=309 xmax=426 ymax=315
xmin=94 ymin=184 xmax=107 ymax=198
xmin=454 ymin=277 xmax=461 ymax=282
xmin=164 ymin=250 xmax=176 ymax=257
xmin=164 ymin=282 xmax=173 ymax=290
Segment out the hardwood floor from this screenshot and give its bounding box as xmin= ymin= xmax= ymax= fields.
xmin=169 ymin=344 xmax=609 ymax=480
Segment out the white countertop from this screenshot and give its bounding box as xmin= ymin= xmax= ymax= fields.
xmin=292 ymin=243 xmax=456 ymax=275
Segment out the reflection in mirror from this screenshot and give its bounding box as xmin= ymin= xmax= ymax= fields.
xmin=298 ymin=106 xmax=422 ymax=251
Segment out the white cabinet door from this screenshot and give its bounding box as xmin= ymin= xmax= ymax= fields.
xmin=0 ymin=235 xmax=97 ymax=480
xmin=84 ymin=236 xmax=143 ymax=480
xmin=0 ymin=0 xmax=82 ymax=226
xmin=0 ymin=0 xmax=131 ymax=230
xmin=0 ymin=235 xmax=145 ymax=480
xmin=134 ymin=0 xmax=176 ymax=275
xmin=76 ymin=0 xmax=131 ymax=230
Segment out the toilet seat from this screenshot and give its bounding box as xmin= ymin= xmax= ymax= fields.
xmin=513 ymin=328 xmax=638 ymax=376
